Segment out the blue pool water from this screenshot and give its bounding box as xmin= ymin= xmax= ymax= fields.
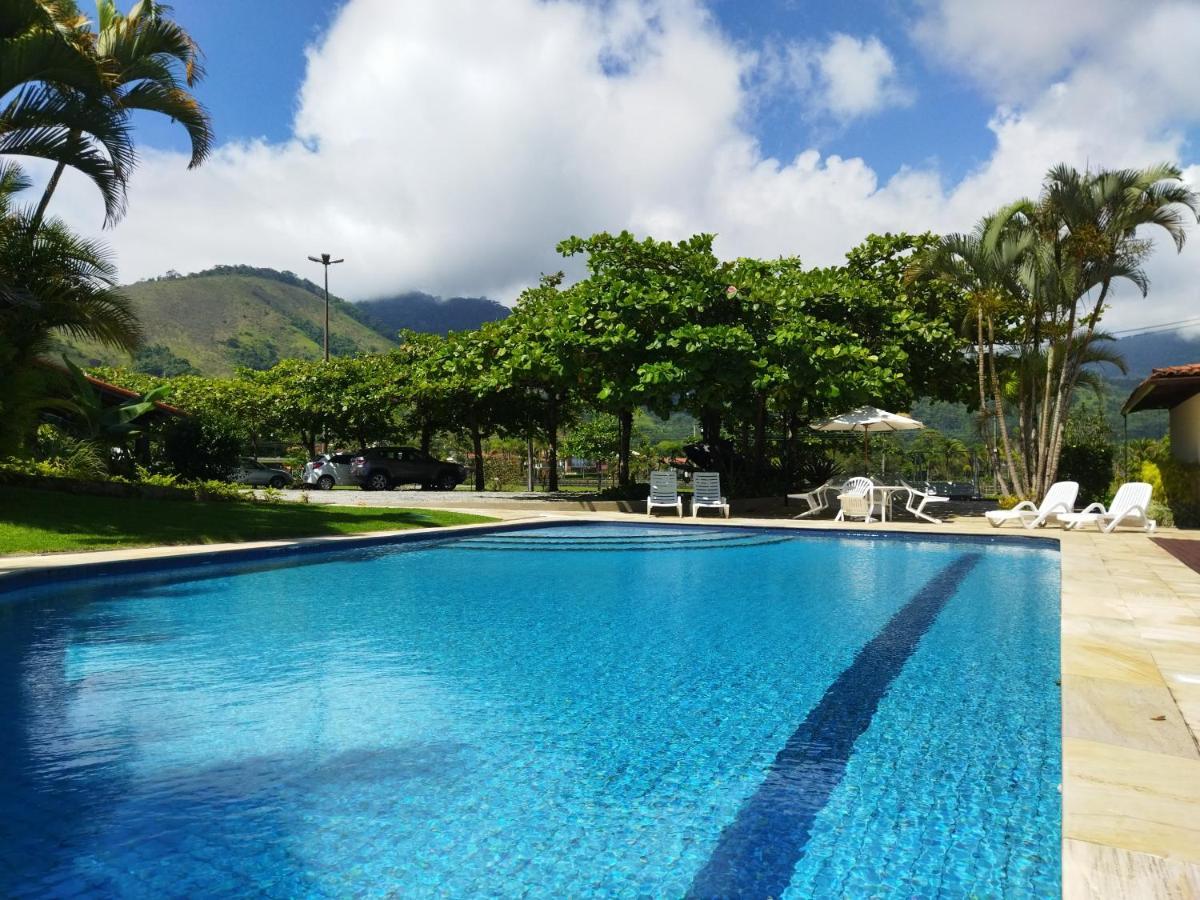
xmin=0 ymin=523 xmax=1061 ymax=897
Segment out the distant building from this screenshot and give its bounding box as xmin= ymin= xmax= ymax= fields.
xmin=1122 ymin=364 xmax=1200 ymax=462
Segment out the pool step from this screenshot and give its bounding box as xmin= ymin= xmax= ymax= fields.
xmin=449 ymin=531 xmax=791 ymax=552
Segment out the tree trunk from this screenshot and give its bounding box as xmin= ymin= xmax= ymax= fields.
xmin=986 ymin=315 xmax=1024 ymax=498
xmin=471 ymin=422 xmax=485 ymax=491
xmin=1046 ymin=279 xmax=1112 ymax=489
xmin=617 ymin=408 xmax=632 ymax=486
xmin=752 ymin=394 xmax=767 ymax=472
xmin=974 ymin=308 xmax=1007 ymax=493
xmin=700 ymin=411 xmax=721 ymax=444
xmin=31 ymin=156 xmax=69 ymax=232
xmin=546 ymin=394 xmax=559 ymax=492
xmin=419 ymin=420 xmax=433 ymax=455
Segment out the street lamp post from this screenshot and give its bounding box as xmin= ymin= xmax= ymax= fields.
xmin=307 ymin=253 xmax=344 ymax=361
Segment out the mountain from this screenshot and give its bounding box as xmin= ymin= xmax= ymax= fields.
xmin=356 ymin=291 xmax=510 ymax=338
xmin=1108 ymin=329 xmax=1200 ymax=379
xmin=913 ymin=331 xmax=1197 ymax=443
xmin=62 ymin=267 xmax=514 ymax=376
xmin=64 ymin=266 xmax=397 ymax=376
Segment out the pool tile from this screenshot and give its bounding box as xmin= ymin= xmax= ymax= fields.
xmin=1063 ymin=738 xmax=1200 ymax=864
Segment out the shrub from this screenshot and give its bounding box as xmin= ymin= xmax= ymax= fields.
xmin=1154 ymin=457 xmax=1200 ymax=529
xmin=30 ymin=425 xmax=109 ymax=480
xmin=1148 ymin=499 xmax=1175 ymax=529
xmin=160 ymin=417 xmax=242 ymax=481
xmin=1139 ymin=460 xmax=1166 ymax=502
xmin=1058 ymin=442 xmax=1115 ymax=506
xmin=134 ymin=465 xmax=179 ymax=487
xmin=190 ymin=479 xmax=251 ymax=502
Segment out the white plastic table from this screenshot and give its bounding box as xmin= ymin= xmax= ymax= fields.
xmin=869 ymin=485 xmax=909 ymax=522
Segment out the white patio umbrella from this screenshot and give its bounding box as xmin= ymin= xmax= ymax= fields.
xmin=811 ymin=406 xmax=925 ymax=468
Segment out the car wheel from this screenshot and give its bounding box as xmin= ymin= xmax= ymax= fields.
xmin=420 ymin=482 xmax=434 ymax=491
xmin=269 ymin=475 xmax=288 ymax=489
xmin=367 ymin=471 xmax=391 ymax=492
xmin=435 ymin=475 xmax=457 ymax=491
xmin=317 ymin=475 xmax=335 ymax=490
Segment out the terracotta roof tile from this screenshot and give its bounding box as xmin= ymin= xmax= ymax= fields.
xmin=1149 ymin=363 xmax=1200 ymax=378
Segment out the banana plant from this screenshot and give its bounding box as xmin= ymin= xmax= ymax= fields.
xmin=59 ymin=354 xmax=171 ymax=449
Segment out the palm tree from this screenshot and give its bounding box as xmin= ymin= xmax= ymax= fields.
xmin=0 ymin=160 xmax=141 ymax=447
xmin=907 ymin=218 xmax=1033 ymax=496
xmin=30 ymin=0 xmax=213 ymax=229
xmin=0 ymin=0 xmax=134 ymax=223
xmin=990 ymin=163 xmax=1199 ymax=495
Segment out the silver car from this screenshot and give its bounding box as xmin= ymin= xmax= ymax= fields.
xmin=231 ymin=457 xmax=292 ymax=488
xmin=302 ymin=452 xmax=355 ymax=490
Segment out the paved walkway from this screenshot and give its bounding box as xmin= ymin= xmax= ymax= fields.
xmin=2 ymin=507 xmax=1198 ymax=897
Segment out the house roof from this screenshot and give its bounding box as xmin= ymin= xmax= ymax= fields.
xmin=1122 ymin=363 xmax=1200 ymax=414
xmin=34 ymin=359 xmax=188 ymax=418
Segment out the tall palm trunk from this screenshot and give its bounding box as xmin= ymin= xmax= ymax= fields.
xmin=1046 ymin=279 xmax=1112 ymax=487
xmin=974 ymin=308 xmax=1007 ymax=494
xmin=31 ymin=155 xmax=70 ymax=232
xmin=985 ymin=314 xmax=1023 ymax=497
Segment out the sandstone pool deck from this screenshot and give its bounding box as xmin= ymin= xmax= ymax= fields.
xmin=2 ymin=508 xmax=1198 ymax=898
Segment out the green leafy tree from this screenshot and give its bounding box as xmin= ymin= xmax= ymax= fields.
xmin=557 ymin=231 xmax=726 ymax=485
xmin=496 ymin=273 xmax=584 ymax=491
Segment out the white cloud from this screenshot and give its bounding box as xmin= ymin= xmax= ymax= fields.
xmin=812 ymin=34 xmax=911 ymax=119
xmin=36 ymin=0 xmax=1200 ymax=334
xmin=910 ymin=0 xmax=1136 ymax=102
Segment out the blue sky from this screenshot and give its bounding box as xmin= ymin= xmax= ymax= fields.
xmin=52 ymin=0 xmax=1200 ymax=330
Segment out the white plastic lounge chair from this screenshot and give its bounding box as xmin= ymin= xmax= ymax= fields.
xmin=984 ymin=481 xmax=1078 ymax=529
xmin=647 ymin=470 xmax=683 ymax=517
xmin=900 ymin=479 xmax=949 ymax=524
xmin=835 ymin=477 xmax=877 ymax=523
xmin=1058 ymin=482 xmax=1157 ymax=533
xmin=788 ymin=479 xmax=839 ymax=519
xmin=691 ymin=472 xmax=730 ymax=518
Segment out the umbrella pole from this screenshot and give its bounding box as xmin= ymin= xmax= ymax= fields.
xmin=863 ymin=428 xmax=869 ymax=471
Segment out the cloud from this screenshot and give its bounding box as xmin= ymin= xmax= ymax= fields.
xmin=909 ymin=0 xmax=1137 ymax=102
xmin=809 ymin=34 xmax=912 ymax=119
xmin=38 ymin=0 xmax=1200 ymax=333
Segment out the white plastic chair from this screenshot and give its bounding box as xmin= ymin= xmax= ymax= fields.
xmin=835 ymin=477 xmax=877 ymax=522
xmin=647 ymin=470 xmax=683 ymax=517
xmin=984 ymin=481 xmax=1078 ymax=529
xmin=691 ymin=472 xmax=729 ymax=518
xmin=788 ymin=479 xmax=838 ymax=518
xmin=900 ymin=479 xmax=949 ymax=524
xmin=1058 ymin=482 xmax=1157 ymax=533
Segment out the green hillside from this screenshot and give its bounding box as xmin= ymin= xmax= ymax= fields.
xmin=64 ymin=267 xmax=395 ymax=376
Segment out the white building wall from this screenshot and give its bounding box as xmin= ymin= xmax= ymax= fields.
xmin=1170 ymin=392 xmax=1200 ymax=464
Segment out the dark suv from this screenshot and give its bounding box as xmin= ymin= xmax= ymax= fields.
xmin=351 ymin=446 xmax=467 ymax=491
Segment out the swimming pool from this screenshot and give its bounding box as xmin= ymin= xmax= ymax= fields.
xmin=0 ymin=522 xmax=1061 ymax=897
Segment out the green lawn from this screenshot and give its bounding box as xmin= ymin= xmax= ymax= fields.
xmin=0 ymin=486 xmax=495 ymax=555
